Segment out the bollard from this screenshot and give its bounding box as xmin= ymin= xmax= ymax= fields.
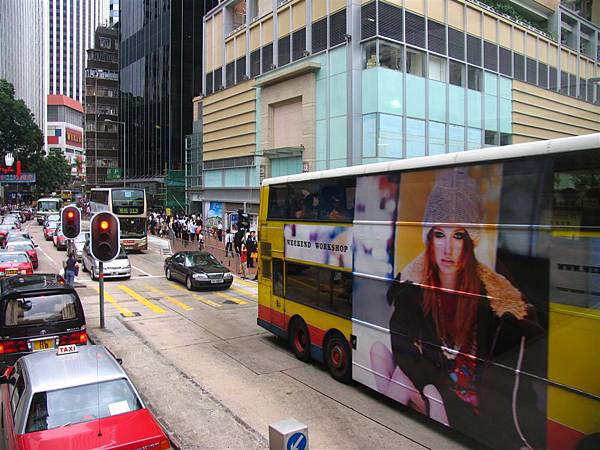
xmin=269 ymin=418 xmax=308 ymax=450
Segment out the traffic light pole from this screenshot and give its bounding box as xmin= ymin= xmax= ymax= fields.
xmin=99 ymin=261 xmax=105 ymax=328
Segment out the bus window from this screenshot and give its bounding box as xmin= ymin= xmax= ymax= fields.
xmin=268 ymin=186 xmax=288 ymax=219
xmin=272 ymin=259 xmax=284 ymax=297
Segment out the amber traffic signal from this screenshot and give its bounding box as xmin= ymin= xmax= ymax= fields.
xmin=61 ymin=206 xmax=81 ymax=239
xmin=90 ymin=212 xmax=120 ymax=262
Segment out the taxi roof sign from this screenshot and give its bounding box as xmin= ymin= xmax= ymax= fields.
xmin=57 ymin=344 xmax=78 ymax=356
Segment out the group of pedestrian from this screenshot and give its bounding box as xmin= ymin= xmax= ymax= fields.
xmin=229 ymin=228 xmax=257 ymax=279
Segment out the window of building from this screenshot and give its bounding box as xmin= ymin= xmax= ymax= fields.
xmin=485 ymin=130 xmax=498 ymax=146
xmin=292 ymin=28 xmax=306 ymax=61
xmin=538 ymin=62 xmax=548 ymax=89
xmin=312 ymin=17 xmax=327 ymax=53
xmin=362 ymin=114 xmax=377 ymax=157
xmin=330 ymin=9 xmax=347 ymax=47
xmin=448 ymin=27 xmax=464 ymax=61
xmin=250 ymin=50 xmax=260 ymax=77
xmin=405 ymin=11 xmax=425 ymax=48
xmin=467 ymin=35 xmax=481 ymax=66
xmin=429 ymin=121 xmax=446 ymax=155
xmin=513 ymin=54 xmax=525 ymax=81
xmin=467 ymin=66 xmax=482 ymax=91
xmin=449 ymin=60 xmax=465 ymax=87
xmin=578 ymin=78 xmax=587 ymax=101
xmin=484 ymin=41 xmax=497 ymax=71
xmin=226 ymin=62 xmax=235 ymax=87
xmin=448 ymin=124 xmax=465 ymax=152
xmin=262 ymin=44 xmax=273 ymax=72
xmin=526 ymin=57 xmax=537 ymax=85
xmin=214 ymin=67 xmax=223 ymax=89
xmin=560 ymin=70 xmax=569 ymax=95
xmin=549 ymin=66 xmax=557 ymax=90
xmin=99 ymin=37 xmax=111 ymax=49
xmin=361 ymin=2 xmax=376 ymax=40
xmin=406 ymin=118 xmax=426 ymax=158
xmin=379 ymin=114 xmax=403 ymax=158
xmin=363 ymin=40 xmax=377 ymax=69
xmin=429 ymin=55 xmax=446 ymax=82
xmin=236 ymin=56 xmax=246 ymax=83
xmin=379 ymin=2 xmax=403 ymax=42
xmin=380 ymin=41 xmax=403 ymax=71
xmin=278 ymin=35 xmax=290 ymax=66
xmin=568 ymin=73 xmax=577 ymax=98
xmin=428 ymin=20 xmax=445 ymax=55
xmin=500 ymin=133 xmax=512 ymax=146
xmin=406 ymin=48 xmax=426 ymax=77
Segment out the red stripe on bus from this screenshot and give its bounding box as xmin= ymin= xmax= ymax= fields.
xmin=257 ymin=305 xmax=326 ymax=347
xmin=547 ymin=419 xmax=585 ymax=450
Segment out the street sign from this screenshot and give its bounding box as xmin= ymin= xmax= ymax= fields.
xmin=107 ymin=168 xmax=123 ymax=180
xmin=0 ymin=173 xmax=36 ymax=183
xmin=286 ymin=432 xmax=307 ymax=450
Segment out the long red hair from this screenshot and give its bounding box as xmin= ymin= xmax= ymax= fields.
xmin=422 ymin=228 xmax=481 ymax=350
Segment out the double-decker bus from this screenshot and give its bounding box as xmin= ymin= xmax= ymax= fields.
xmin=90 ymin=188 xmax=148 ymax=251
xmin=35 ymin=197 xmax=63 ymax=224
xmin=257 ymin=133 xmax=600 ymax=450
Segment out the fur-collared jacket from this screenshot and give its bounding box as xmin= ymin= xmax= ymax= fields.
xmin=386 ymin=253 xmax=546 ymax=449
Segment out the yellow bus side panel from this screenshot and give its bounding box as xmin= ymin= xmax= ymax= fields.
xmin=548 ymin=303 xmax=600 ymax=434
xmin=284 ymin=299 xmax=352 ymax=344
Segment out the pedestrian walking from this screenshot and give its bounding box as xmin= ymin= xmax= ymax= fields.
xmin=245 ymin=231 xmax=257 ymax=268
xmin=217 ymin=223 xmax=223 ymax=241
xmin=240 ymin=241 xmax=248 ymax=279
xmin=224 ymin=229 xmax=234 ymax=257
xmin=64 ymin=252 xmax=78 ymax=287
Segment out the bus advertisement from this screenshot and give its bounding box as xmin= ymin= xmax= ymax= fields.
xmin=257 ymin=134 xmax=600 ymax=450
xmin=90 ymin=188 xmax=148 ymax=251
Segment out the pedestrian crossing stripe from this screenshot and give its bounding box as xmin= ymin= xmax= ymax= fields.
xmin=234 ymin=277 xmax=256 ymax=288
xmin=93 ymin=287 xmax=136 ymax=318
xmin=230 ymin=286 xmax=257 ymax=299
xmin=168 ymin=283 xmax=223 ymax=309
xmin=147 ymin=286 xmax=193 ymax=311
xmin=118 ymin=285 xmax=167 ymax=314
xmin=214 ymin=291 xmax=248 ymax=305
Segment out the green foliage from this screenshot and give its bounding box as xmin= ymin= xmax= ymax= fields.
xmin=0 ymin=79 xmax=70 ymax=193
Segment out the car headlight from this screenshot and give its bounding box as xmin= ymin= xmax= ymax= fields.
xmin=192 ymin=273 xmax=208 ymax=280
xmin=224 ymin=272 xmax=233 ymax=279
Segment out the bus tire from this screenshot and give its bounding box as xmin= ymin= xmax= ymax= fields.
xmin=325 ymin=332 xmax=352 ymax=383
xmin=289 ymin=318 xmax=311 ymax=362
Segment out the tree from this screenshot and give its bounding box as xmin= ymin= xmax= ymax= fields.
xmin=31 ymin=148 xmax=71 ymax=193
xmin=0 ymin=79 xmax=44 ymax=168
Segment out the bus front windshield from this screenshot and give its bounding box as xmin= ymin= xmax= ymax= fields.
xmin=120 ymin=217 xmax=147 ymax=238
xmin=37 ymin=201 xmax=61 ymax=212
xmin=111 ymin=189 xmax=145 ymax=215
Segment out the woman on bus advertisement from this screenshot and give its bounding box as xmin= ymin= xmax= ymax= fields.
xmin=362 ymin=166 xmax=547 ymax=449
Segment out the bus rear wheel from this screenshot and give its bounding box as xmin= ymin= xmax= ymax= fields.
xmin=325 ymin=332 xmax=351 ymax=383
xmin=289 ymin=318 xmax=311 ymax=362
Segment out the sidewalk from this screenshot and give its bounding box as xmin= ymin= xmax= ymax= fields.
xmin=167 ymin=233 xmax=258 ymax=280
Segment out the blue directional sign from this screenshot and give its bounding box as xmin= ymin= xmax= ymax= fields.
xmin=286 ymin=431 xmax=307 ymax=450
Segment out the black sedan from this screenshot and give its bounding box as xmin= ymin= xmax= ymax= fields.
xmin=164 ymin=251 xmax=233 ymax=290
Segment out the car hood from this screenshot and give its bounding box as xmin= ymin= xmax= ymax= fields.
xmin=190 ymin=263 xmax=228 ymax=274
xmin=18 ymin=408 xmax=167 ymax=450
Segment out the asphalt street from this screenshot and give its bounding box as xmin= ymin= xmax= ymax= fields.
xmin=26 ymin=221 xmax=480 ymax=450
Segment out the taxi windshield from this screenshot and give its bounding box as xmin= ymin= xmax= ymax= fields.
xmin=0 ymin=253 xmax=28 ymax=264
xmin=3 ymin=293 xmax=77 ymax=326
xmin=25 ymin=378 xmax=142 ymax=432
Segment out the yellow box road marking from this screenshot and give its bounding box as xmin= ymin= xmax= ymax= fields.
xmin=168 ymin=283 xmax=222 ymax=309
xmin=215 ymin=291 xmax=248 ymax=305
xmin=118 ymin=285 xmax=167 ymax=314
xmin=234 ymin=277 xmax=256 ymax=288
xmin=147 ymin=286 xmax=193 ymax=311
xmin=93 ymin=287 xmax=135 ymax=317
xmin=230 ymin=286 xmax=257 ymax=298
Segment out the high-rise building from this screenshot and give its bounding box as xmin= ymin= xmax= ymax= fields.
xmin=48 ymin=0 xmax=109 ymax=103
xmin=119 ymin=0 xmax=210 ymax=208
xmin=85 ymin=24 xmax=120 ymax=187
xmin=0 ymin=0 xmax=47 ymax=129
xmin=109 ymin=0 xmax=120 ymax=24
xmin=197 ymin=0 xmax=600 ymax=226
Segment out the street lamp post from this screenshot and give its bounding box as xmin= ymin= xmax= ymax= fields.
xmin=104 ymin=119 xmax=126 ymax=186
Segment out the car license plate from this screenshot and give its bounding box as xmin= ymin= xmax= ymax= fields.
xmin=210 ymin=279 xmax=224 ymax=284
xmin=33 ymin=339 xmax=55 ymax=351
xmin=6 ymin=269 xmax=17 ymax=275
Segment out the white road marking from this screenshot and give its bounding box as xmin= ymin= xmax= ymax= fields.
xmin=131 ymin=265 xmax=154 ymax=277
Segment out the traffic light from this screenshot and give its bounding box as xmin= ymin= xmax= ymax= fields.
xmin=61 ymin=205 xmax=81 ymax=239
xmin=90 ymin=212 xmax=120 ymax=262
xmin=237 ymin=209 xmax=250 ymax=231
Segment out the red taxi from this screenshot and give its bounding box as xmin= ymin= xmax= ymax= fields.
xmin=20 ymin=209 xmax=34 ymax=221
xmin=0 ymin=252 xmax=33 ymax=278
xmin=4 ymin=242 xmax=38 ymax=269
xmin=0 ymin=224 xmax=16 ymax=243
xmin=52 ymin=229 xmax=67 ymax=250
xmin=0 ymin=345 xmax=172 ymax=450
xmin=43 ymin=220 xmax=59 ymax=241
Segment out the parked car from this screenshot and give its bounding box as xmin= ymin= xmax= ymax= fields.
xmin=0 ymin=345 xmax=171 ymax=449
xmin=3 ymin=242 xmax=38 ymax=269
xmin=52 ymin=228 xmax=67 ymax=250
xmin=66 ymin=232 xmax=89 ymax=261
xmin=164 ymin=251 xmax=233 ymax=290
xmin=43 ymin=220 xmax=60 ymax=240
xmin=0 ymin=274 xmax=85 ymax=370
xmin=81 ymin=244 xmax=131 ymax=280
xmin=0 ymin=252 xmax=34 ymax=278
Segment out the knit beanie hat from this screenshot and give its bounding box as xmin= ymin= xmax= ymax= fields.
xmin=422 ymin=168 xmax=482 ymax=245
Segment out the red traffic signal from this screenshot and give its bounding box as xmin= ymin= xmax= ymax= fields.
xmin=61 ymin=206 xmax=81 ymax=239
xmin=90 ymin=212 xmax=120 ymax=262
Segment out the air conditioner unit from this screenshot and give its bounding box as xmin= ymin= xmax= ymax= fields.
xmin=270 ymin=63 xmax=277 ymax=70
xmin=302 ymin=50 xmax=310 ymax=57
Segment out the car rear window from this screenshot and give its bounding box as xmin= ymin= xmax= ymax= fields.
xmin=3 ymin=293 xmax=78 ymax=326
xmin=0 ymin=254 xmax=29 ymax=264
xmin=25 ymin=378 xmax=142 ymax=432
xmin=7 ymin=244 xmax=33 ymax=252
